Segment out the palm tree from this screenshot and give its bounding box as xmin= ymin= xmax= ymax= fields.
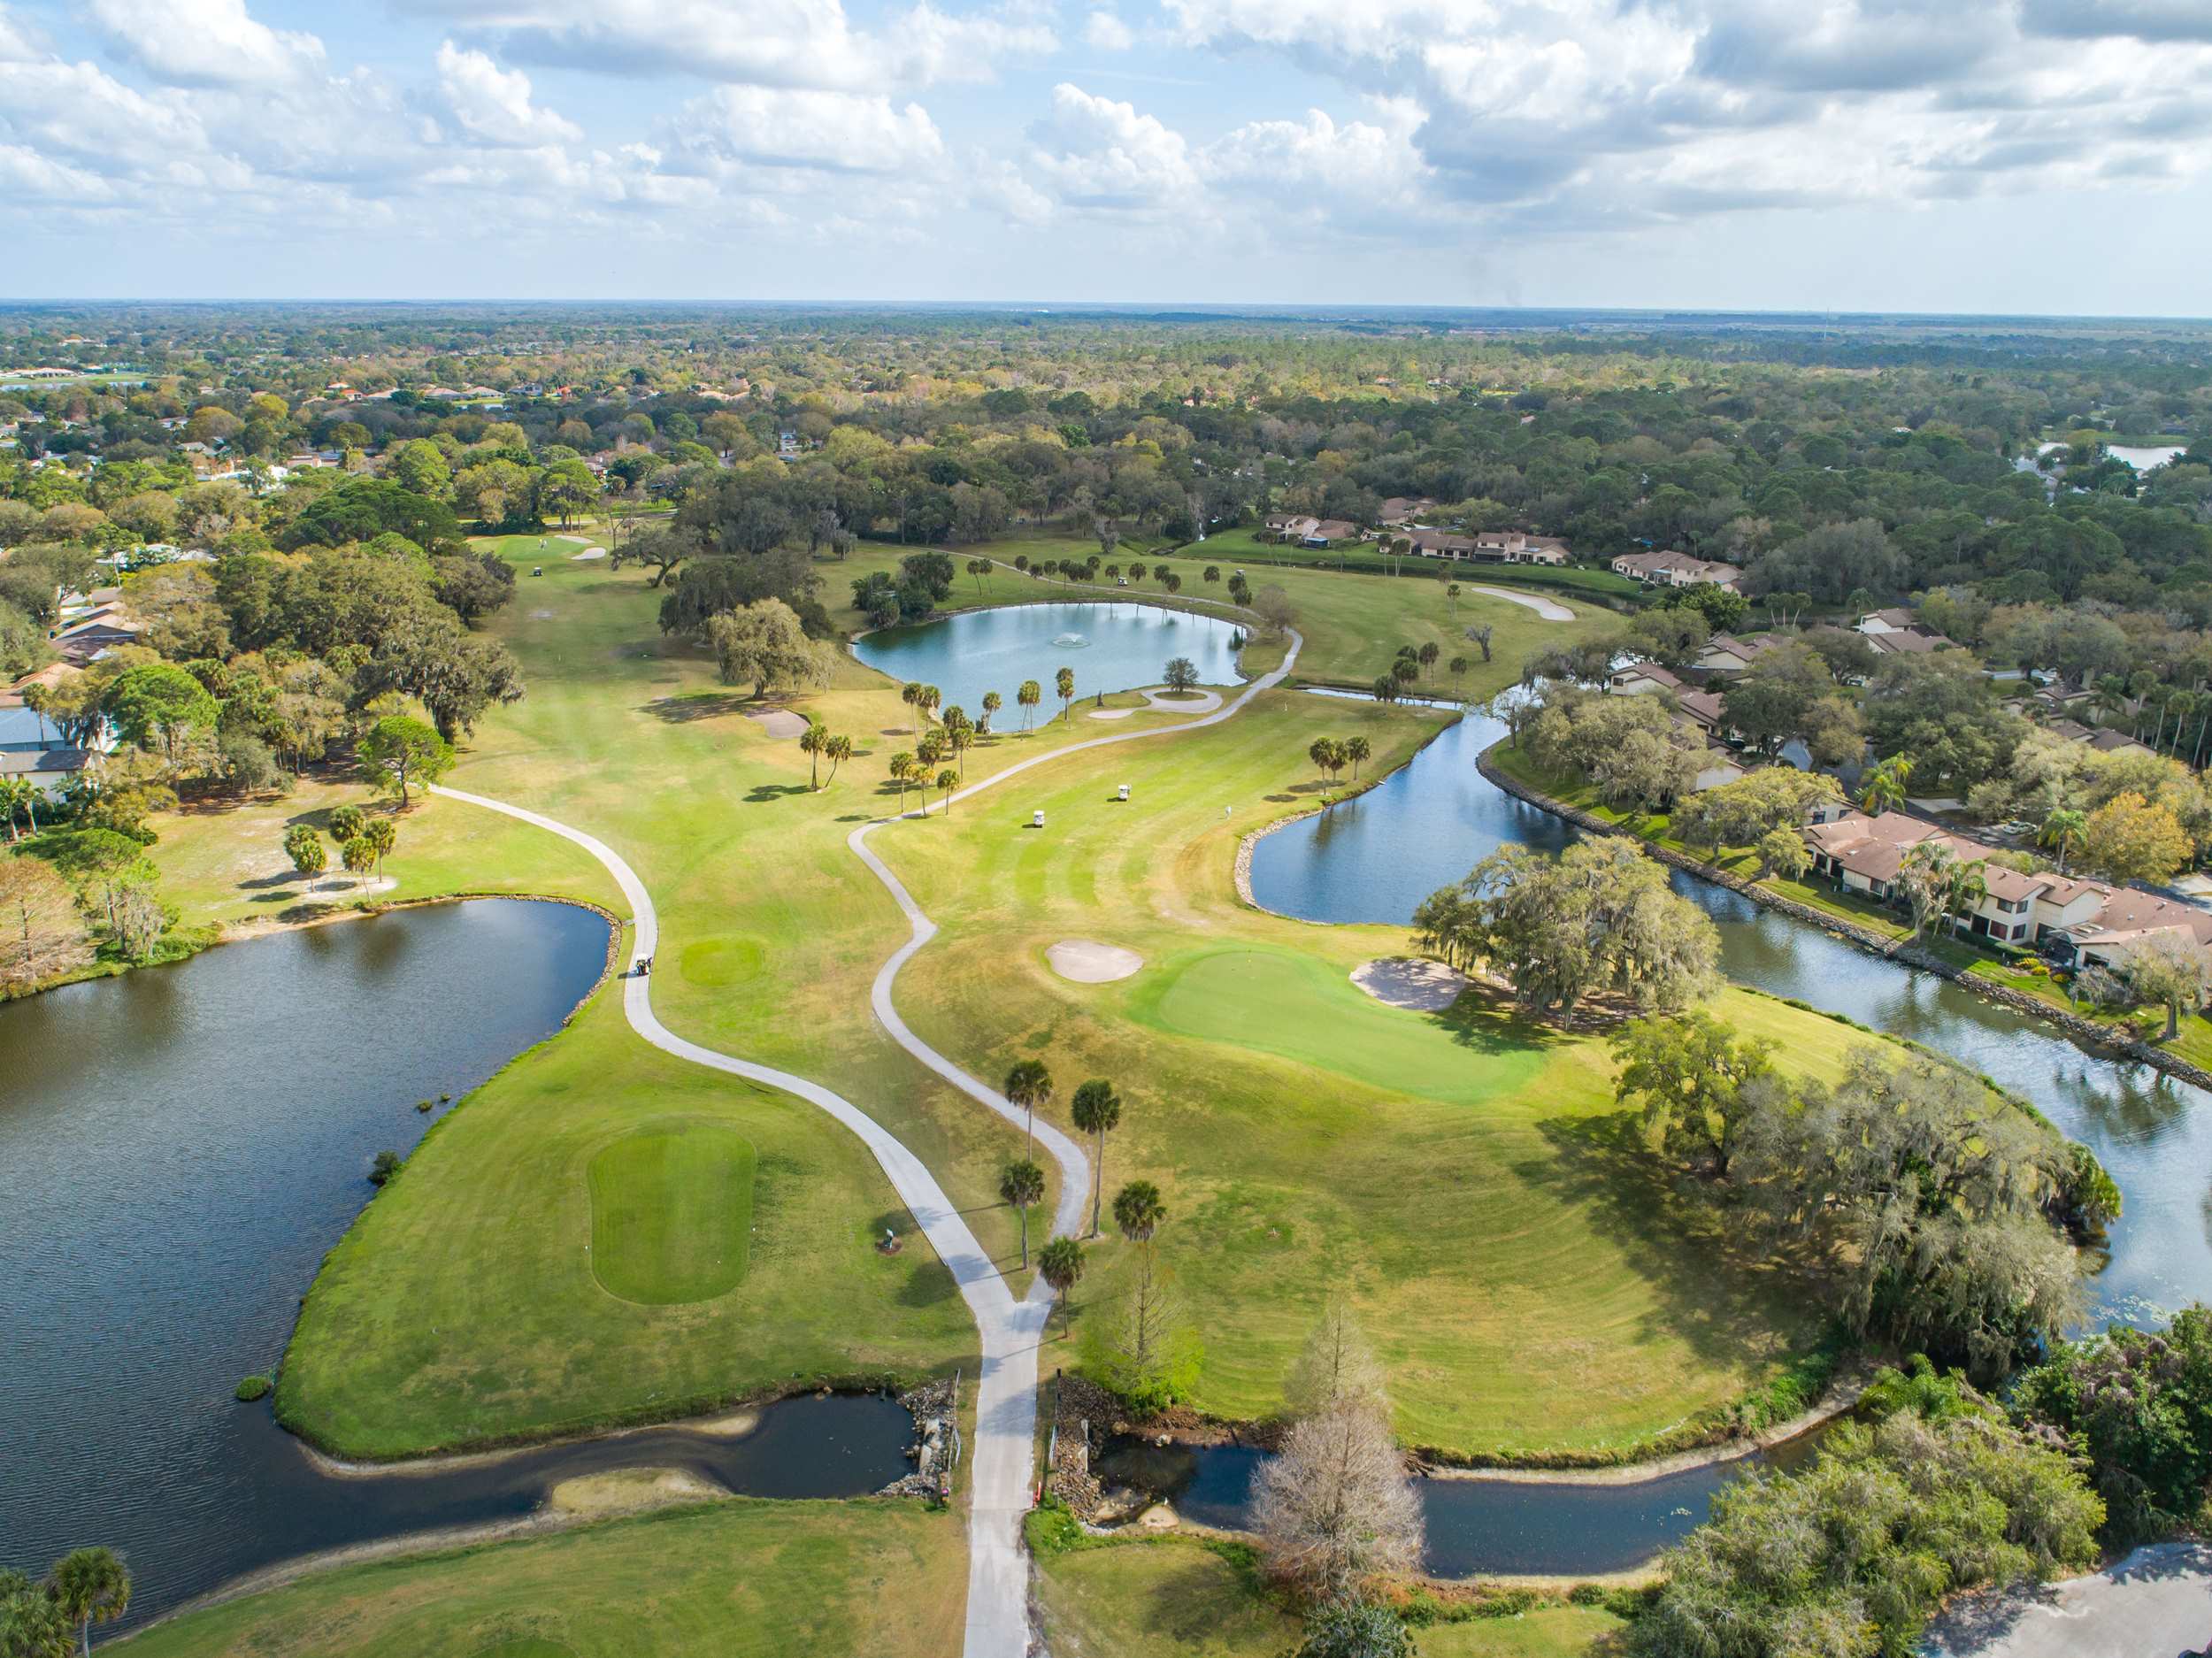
xmin=967 ymin=557 xmax=989 ymax=596
xmin=888 ymin=750 xmax=914 ymax=809
xmin=934 ymin=767 xmax=959 ymax=811
xmin=1003 ymin=1059 xmax=1054 ymax=1156
xmin=1309 ymin=736 xmax=1345 ymax=782
xmin=1858 ymin=754 xmax=1914 ymax=814
xmin=915 ymin=766 xmax=931 ymax=814
xmin=2039 ymin=807 xmax=2088 ymax=874
xmin=1069 ymin=1078 xmax=1122 ymax=1236
xmin=1417 ymin=641 xmax=1440 ymax=679
xmin=1203 ymin=565 xmax=1220 ymax=586
xmin=1345 ymin=735 xmax=1371 ymax=780
xmin=46 ymin=1547 xmax=130 ymax=1658
xmin=1038 ymin=1236 xmax=1086 ymax=1333
xmin=901 ymin=681 xmax=925 ymax=734
xmin=1112 ymin=1179 xmax=1165 ymax=1247
xmin=948 ymin=725 xmax=971 ymax=780
xmin=1056 ymin=666 xmax=1076 ymax=722
xmin=824 ymin=733 xmax=853 ymax=784
xmin=1018 ymin=679 xmax=1042 ymax=731
xmin=979 ymin=690 xmax=1002 ymax=734
xmin=1448 ymin=656 xmax=1470 ymax=696
xmin=798 ymin=719 xmax=830 ymax=789
xmin=999 ymin=1158 xmax=1046 ymax=1270
xmin=0 ymin=775 xmax=40 ymax=843
xmin=918 ymin=684 xmax=942 ymax=726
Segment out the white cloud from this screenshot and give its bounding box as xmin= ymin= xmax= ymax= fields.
xmin=435 ymin=41 xmax=582 ymax=147
xmin=1083 ymin=11 xmax=1134 ymax=50
xmin=83 ymin=0 xmax=325 ymax=88
xmin=404 ymin=0 xmax=1052 ymax=89
xmin=668 ymin=85 xmax=944 ymax=173
xmin=1027 ymin=81 xmax=1200 ymax=211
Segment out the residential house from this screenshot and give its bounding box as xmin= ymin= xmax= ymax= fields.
xmin=2043 ymin=718 xmax=2154 ymax=759
xmin=1610 ymin=662 xmax=1686 ymax=697
xmin=1264 ymin=513 xmax=1358 ymax=547
xmin=1674 ymin=688 xmax=1729 ymax=736
xmin=1863 ymin=628 xmax=1958 ymax=659
xmin=1855 ymin=607 xmax=1919 ymax=635
xmin=1694 ymin=633 xmax=1786 ymax=676
xmin=1379 ymin=496 xmax=1436 ymax=526
xmin=0 ymin=706 xmax=94 ymax=797
xmin=1404 ymin=526 xmax=1475 ymax=559
xmin=1609 ymin=549 xmax=1744 ymax=591
xmin=50 ymin=603 xmax=141 ymax=665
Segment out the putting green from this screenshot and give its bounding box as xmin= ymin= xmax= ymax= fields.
xmin=1131 ymin=946 xmax=1547 ymax=1108
xmin=679 ymin=934 xmax=766 ymax=987
xmin=588 ymin=1120 xmax=756 ymax=1305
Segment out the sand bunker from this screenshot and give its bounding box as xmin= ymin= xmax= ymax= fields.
xmin=570 ymin=546 xmax=608 ymax=560
xmin=1353 ymin=956 xmax=1470 ymax=1011
xmin=1138 ymin=686 xmax=1223 ymax=713
xmin=1088 ymin=708 xmax=1137 ymax=720
xmin=1464 ymin=585 xmax=1573 ymax=621
xmin=1048 ymin=940 xmax=1144 ymax=983
xmin=747 ymin=708 xmax=810 ymax=738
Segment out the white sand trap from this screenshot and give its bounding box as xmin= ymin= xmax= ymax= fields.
xmin=1088 ymin=707 xmax=1137 ymax=720
xmin=1048 ymin=940 xmax=1144 ymax=983
xmin=1139 ymin=686 xmax=1224 ymax=713
xmin=747 ymin=708 xmax=810 ymax=738
xmin=1466 ymin=585 xmax=1574 ymax=621
xmin=1353 ymin=956 xmax=1470 ymax=1011
xmin=570 ymin=546 xmax=608 ymax=560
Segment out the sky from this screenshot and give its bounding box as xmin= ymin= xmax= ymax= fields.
xmin=4 ymin=0 xmax=2212 ymax=315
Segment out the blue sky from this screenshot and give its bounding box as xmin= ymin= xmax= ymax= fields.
xmin=4 ymin=0 xmax=2211 ymax=313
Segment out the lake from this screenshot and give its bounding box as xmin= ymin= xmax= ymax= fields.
xmin=850 ymin=601 xmax=1246 ymax=721
xmin=1248 ymin=702 xmax=2212 ymax=1326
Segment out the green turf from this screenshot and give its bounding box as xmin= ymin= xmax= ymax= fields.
xmin=118 ymin=1501 xmax=964 ymax=1658
xmin=1132 ymin=946 xmax=1547 ymax=1108
xmin=1034 ymin=1540 xmax=1621 ymax=1658
xmin=587 ymin=1119 xmax=757 ymax=1304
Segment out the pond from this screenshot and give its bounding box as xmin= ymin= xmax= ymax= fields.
xmin=0 ymin=900 xmax=907 ymax=1630
xmin=1094 ymin=1430 xmax=1820 ymax=1577
xmin=850 ymin=601 xmax=1246 ymax=720
xmin=1247 ymin=701 xmax=2212 ymax=1327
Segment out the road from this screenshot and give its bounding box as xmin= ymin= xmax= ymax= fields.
xmin=1922 ymin=1541 xmax=2212 ymax=1658
xmin=429 ymin=625 xmax=1300 ymax=1656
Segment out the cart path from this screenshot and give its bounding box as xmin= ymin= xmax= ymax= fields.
xmin=429 ymin=623 xmax=1299 ymax=1657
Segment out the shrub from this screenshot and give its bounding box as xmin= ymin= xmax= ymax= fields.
xmin=234 ymin=1375 xmax=272 ymax=1401
xmin=367 ymin=1149 xmax=403 ymax=1186
xmin=1023 ymin=1498 xmax=1086 ymax=1556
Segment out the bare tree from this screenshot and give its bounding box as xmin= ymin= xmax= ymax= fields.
xmin=1283 ymin=1299 xmax=1387 ymax=1419
xmin=1253 ymin=1400 xmax=1423 ymax=1600
xmin=0 ymin=856 xmax=93 ymax=992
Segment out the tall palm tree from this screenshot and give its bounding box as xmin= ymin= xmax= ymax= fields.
xmin=918 ymin=685 xmax=942 ymax=726
xmin=1112 ymin=1179 xmax=1165 ymax=1247
xmin=1345 ymin=736 xmax=1371 ymax=780
xmin=888 ymin=750 xmax=914 ymax=809
xmin=1038 ymin=1236 xmax=1085 ymax=1333
xmin=1858 ymin=754 xmax=1914 ymax=814
xmin=824 ymin=733 xmax=853 ymax=784
xmin=967 ymin=557 xmax=989 ymax=596
xmin=1069 ymin=1078 xmax=1122 ymax=1236
xmin=1018 ymin=679 xmax=1042 ymax=731
xmin=1056 ymin=666 xmax=1076 ymax=722
xmin=1417 ymin=641 xmax=1440 ymax=679
xmin=999 ymin=1158 xmax=1046 ymax=1269
xmin=979 ymin=690 xmax=1002 ymax=734
xmin=1448 ymin=656 xmax=1470 ymax=697
xmin=1446 ymin=582 xmax=1462 ymax=612
xmin=901 ymin=681 xmax=925 ymax=734
xmin=934 ymin=768 xmax=958 ymax=811
xmin=798 ymin=719 xmax=830 ymax=789
xmin=1003 ymin=1059 xmax=1054 ymax=1156
xmin=46 ymin=1547 xmax=130 ymax=1658
xmin=2039 ymin=807 xmax=2088 ymax=874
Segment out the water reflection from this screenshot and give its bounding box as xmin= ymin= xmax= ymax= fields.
xmin=1247 ymin=715 xmax=2212 ymax=1326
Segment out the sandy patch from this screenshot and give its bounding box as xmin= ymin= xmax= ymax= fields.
xmin=1138 ymin=686 xmax=1223 ymax=714
xmin=1087 ymin=708 xmax=1137 ymax=720
xmin=1464 ymin=585 xmax=1574 ymax=621
xmin=531 ymin=609 xmax=557 ymax=619
xmin=690 ymin=1409 xmax=760 ymax=1439
xmin=313 ymin=875 xmax=397 ymax=898
xmin=1353 ymin=956 xmax=1470 ymax=1011
xmin=747 ymin=708 xmax=810 ymax=738
xmin=570 ymin=545 xmax=608 ymax=560
xmin=547 ymin=1467 xmax=726 ymax=1518
xmin=1048 ymin=940 xmax=1144 ymax=983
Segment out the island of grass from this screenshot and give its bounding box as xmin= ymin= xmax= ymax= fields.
xmin=588 ymin=1119 xmax=757 ymax=1305
xmin=113 ymin=1500 xmax=962 ymax=1658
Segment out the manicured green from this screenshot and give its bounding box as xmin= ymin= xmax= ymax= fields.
xmin=587 ymin=1119 xmax=756 ymax=1304
xmin=1194 ymin=526 xmax=1642 ymax=599
xmin=117 ymin=1501 xmax=964 ymax=1658
xmin=1133 ymin=946 xmax=1548 ymax=1107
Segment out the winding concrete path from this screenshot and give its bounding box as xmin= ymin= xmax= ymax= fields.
xmin=430 ymin=622 xmax=1299 ymax=1656
xmin=1463 ymin=583 xmax=1575 ymax=621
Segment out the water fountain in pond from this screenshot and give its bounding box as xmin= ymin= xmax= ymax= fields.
xmin=1051 ymin=632 xmax=1089 ymax=648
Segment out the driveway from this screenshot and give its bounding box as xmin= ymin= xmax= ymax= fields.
xmin=1923 ymin=1542 xmax=2212 ymax=1658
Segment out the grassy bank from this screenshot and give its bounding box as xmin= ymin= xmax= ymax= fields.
xmin=1034 ymin=1539 xmax=1622 ymax=1658
xmin=117 ymin=1500 xmax=962 ymax=1658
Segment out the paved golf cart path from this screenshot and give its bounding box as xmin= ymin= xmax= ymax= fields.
xmin=429 ymin=626 xmax=1298 ymax=1658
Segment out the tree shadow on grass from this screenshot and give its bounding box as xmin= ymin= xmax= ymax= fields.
xmin=1432 ymin=987 xmax=1577 ymax=1055
xmin=1515 ymin=1109 xmax=1826 ymax=1378
xmin=641 ymin=692 xmax=754 ymax=724
xmin=745 ymin=784 xmax=812 ymax=803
